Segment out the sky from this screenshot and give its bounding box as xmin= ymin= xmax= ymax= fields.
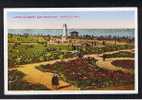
xmin=7 ymin=10 xmax=135 ymax=29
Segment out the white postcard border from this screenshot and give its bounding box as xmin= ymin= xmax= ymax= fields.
xmin=4 ymin=7 xmax=138 ymax=95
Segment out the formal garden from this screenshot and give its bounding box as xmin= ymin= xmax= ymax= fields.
xmin=36 ymin=57 xmax=134 ymax=90
xmin=8 ymin=41 xmax=134 ymax=67
xmin=8 ymin=34 xmax=135 ymax=90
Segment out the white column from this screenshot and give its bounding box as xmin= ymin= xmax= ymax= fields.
xmin=62 ymin=24 xmax=68 ymax=42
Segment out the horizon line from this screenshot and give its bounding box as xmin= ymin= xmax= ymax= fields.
xmin=8 ymin=28 xmax=135 ymax=30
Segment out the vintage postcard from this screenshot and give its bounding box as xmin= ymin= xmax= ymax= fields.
xmin=4 ymin=8 xmax=138 ymax=95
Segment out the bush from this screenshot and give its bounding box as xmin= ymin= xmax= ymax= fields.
xmin=9 ymin=80 xmax=49 ymax=90
xmin=111 ymin=60 xmax=134 ymax=69
xmin=104 ymin=51 xmax=134 ymax=58
xmin=8 ymin=70 xmax=25 ymax=82
xmin=8 ymin=70 xmax=49 ymax=90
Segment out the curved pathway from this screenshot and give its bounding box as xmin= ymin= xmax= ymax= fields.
xmin=16 ymin=57 xmax=79 ymax=90
xmin=84 ymin=49 xmax=134 ymax=74
xmin=12 ymin=49 xmax=134 ymax=90
xmin=96 ymin=58 xmax=134 ymax=74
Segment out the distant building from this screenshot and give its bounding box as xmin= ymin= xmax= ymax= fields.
xmin=70 ymin=31 xmax=79 ymax=38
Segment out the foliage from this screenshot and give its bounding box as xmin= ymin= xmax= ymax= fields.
xmin=103 ymin=51 xmax=134 ymax=58
xmin=8 ymin=43 xmax=75 ymax=66
xmin=8 ymin=70 xmax=49 ymax=90
xmin=8 ymin=34 xmax=46 ymax=43
xmin=79 ymin=44 xmax=134 ymax=54
xmin=111 ymin=60 xmax=134 ymax=69
xmin=36 ymin=58 xmax=134 ymax=89
xmin=9 ymin=80 xmax=49 ymax=90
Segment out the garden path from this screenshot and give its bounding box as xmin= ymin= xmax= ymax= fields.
xmin=84 ymin=49 xmax=134 ymax=74
xmin=16 ymin=57 xmax=79 ymax=90
xmin=15 ymin=48 xmax=134 ymax=90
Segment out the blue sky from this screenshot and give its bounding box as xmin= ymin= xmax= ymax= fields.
xmin=7 ymin=11 xmax=135 ymax=29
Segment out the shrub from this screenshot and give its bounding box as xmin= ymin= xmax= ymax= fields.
xmin=8 ymin=70 xmax=49 ymax=90
xmin=104 ymin=51 xmax=134 ymax=58
xmin=9 ymin=80 xmax=49 ymax=90
xmin=111 ymin=60 xmax=134 ymax=69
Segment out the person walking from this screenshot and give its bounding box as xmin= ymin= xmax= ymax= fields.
xmin=52 ymin=73 xmax=59 ymax=90
xmin=103 ymin=54 xmax=106 ymax=61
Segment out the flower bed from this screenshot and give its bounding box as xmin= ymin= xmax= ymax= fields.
xmin=36 ymin=58 xmax=134 ymax=90
xmin=111 ymin=60 xmax=134 ymax=69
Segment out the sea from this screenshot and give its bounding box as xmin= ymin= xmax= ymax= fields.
xmin=8 ymin=29 xmax=134 ymax=38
